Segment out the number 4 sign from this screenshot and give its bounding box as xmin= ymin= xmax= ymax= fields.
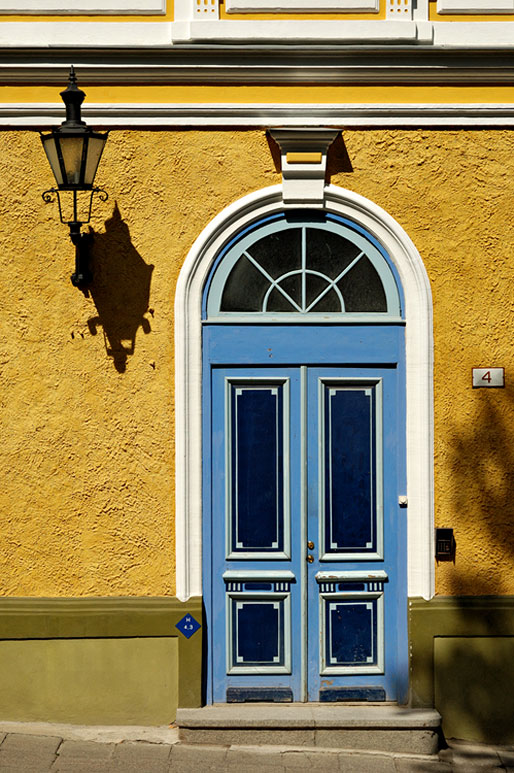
xmin=472 ymin=367 xmax=505 ymax=388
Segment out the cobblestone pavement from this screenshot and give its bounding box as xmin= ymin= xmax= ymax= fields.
xmin=0 ymin=726 xmax=513 ymax=772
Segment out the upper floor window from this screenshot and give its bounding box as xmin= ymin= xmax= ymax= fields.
xmin=205 ymin=212 xmax=402 ymax=322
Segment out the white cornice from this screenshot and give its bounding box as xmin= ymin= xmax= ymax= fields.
xmin=0 ymin=20 xmax=509 ymax=49
xmin=1 ymin=56 xmax=514 ymax=84
xmin=7 ymin=102 xmax=514 ymax=127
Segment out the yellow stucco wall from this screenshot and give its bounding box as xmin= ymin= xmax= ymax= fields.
xmin=1 ymin=127 xmax=513 ymax=597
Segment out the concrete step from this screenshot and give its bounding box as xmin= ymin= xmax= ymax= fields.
xmin=175 ymin=704 xmax=442 ymax=756
xmin=171 ymin=742 xmax=450 ymax=772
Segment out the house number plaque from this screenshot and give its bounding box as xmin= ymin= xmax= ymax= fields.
xmin=472 ymin=367 xmax=505 ymax=388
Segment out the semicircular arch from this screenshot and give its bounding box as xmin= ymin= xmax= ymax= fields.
xmin=174 ymin=184 xmax=433 ymax=603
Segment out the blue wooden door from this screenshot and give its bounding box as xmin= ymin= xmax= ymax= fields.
xmin=203 ymin=325 xmax=407 ymax=704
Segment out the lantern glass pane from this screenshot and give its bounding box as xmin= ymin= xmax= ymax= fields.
xmin=84 ymin=135 xmax=107 ymax=186
xmin=42 ymin=136 xmax=64 ymax=187
xmin=60 ymin=137 xmax=85 ymax=186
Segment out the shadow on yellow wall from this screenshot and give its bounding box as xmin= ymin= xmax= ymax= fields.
xmin=86 ymin=203 xmax=154 ymax=373
xmin=443 ymin=386 xmax=514 ymax=596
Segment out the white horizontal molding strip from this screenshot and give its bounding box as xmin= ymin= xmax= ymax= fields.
xmin=0 ymin=22 xmax=171 ymax=46
xmin=223 ymin=570 xmax=296 ymax=581
xmin=437 ymin=0 xmax=514 ymax=12
xmin=0 ymin=0 xmax=165 ymax=13
xmin=315 ymin=570 xmax=388 ymax=582
xmin=171 ymin=19 xmax=420 ymax=42
xmin=225 ymin=0 xmax=379 ymax=12
xmin=8 ymin=102 xmax=514 ymax=127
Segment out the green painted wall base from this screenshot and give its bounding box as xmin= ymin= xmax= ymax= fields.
xmin=410 ymin=596 xmax=514 ymax=745
xmin=0 ymin=597 xmax=202 ymax=725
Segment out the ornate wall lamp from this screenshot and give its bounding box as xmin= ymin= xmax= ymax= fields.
xmin=41 ymin=67 xmax=108 ymax=288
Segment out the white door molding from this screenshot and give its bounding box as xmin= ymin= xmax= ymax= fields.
xmin=174 ymin=184 xmax=434 ymax=602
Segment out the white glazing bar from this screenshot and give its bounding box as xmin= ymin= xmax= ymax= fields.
xmin=244 ymin=250 xmax=302 ymax=313
xmin=305 ymin=251 xmax=364 ymax=313
xmin=301 ymin=228 xmax=306 ymax=312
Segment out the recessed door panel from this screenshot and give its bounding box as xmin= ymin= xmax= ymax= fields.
xmin=227 ymin=381 xmax=288 ymax=557
xmin=320 ymin=382 xmax=382 ymax=559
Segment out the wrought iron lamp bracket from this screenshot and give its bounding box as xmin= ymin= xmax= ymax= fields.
xmin=42 ymin=187 xmax=109 ymax=288
xmin=42 ymin=186 xmax=108 ymax=227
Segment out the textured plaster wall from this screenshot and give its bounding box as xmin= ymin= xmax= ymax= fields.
xmin=0 ymin=129 xmax=277 ymax=596
xmin=0 ymin=128 xmax=513 ymax=596
xmin=329 ymin=129 xmax=514 ymax=597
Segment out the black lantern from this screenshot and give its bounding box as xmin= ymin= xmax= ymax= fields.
xmin=41 ymin=66 xmax=108 ymax=288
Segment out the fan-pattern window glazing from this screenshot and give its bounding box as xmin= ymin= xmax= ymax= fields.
xmin=206 ymin=213 xmax=402 ymax=320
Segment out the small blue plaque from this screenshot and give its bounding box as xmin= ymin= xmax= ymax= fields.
xmin=176 ymin=614 xmax=201 ymax=639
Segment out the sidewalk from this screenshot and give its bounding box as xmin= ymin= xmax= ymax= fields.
xmin=0 ymin=721 xmax=513 ymax=772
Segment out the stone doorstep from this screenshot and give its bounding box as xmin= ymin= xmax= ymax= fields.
xmin=175 ymin=704 xmax=442 ymax=755
xmin=176 ymin=704 xmax=442 ymax=729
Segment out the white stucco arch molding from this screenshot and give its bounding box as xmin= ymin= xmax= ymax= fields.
xmin=175 ymin=184 xmax=434 ymax=603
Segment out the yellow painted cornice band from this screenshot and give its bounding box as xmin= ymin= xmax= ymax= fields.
xmin=2 ymin=83 xmax=514 ymax=104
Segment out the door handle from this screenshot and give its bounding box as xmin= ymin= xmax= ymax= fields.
xmin=307 ymin=541 xmax=315 ymax=550
xmin=307 ymin=554 xmax=314 ymax=563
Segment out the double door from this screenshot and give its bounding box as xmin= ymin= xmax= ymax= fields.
xmin=203 ymin=325 xmax=407 ymax=703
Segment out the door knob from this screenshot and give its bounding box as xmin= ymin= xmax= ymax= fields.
xmin=307 ymin=554 xmax=314 ymax=563
xmin=307 ymin=541 xmax=315 ymax=550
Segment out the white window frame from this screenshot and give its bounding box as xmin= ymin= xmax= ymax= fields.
xmin=225 ymin=0 xmax=379 ymax=12
xmin=437 ymin=0 xmax=514 ymax=12
xmin=0 ymin=0 xmax=166 ymax=14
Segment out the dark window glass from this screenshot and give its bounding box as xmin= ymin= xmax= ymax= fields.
xmin=221 ymin=255 xmax=269 ymax=312
xmin=249 ymin=228 xmax=302 ymax=279
xmin=338 ymin=256 xmax=387 ymax=312
xmin=306 ymin=228 xmax=361 ymax=280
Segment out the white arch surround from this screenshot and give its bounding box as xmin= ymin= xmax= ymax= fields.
xmin=175 ymin=184 xmax=434 ymax=602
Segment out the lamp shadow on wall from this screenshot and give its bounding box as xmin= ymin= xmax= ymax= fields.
xmin=86 ymin=203 xmax=154 ymax=373
xmin=434 ymin=387 xmax=514 ymax=746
